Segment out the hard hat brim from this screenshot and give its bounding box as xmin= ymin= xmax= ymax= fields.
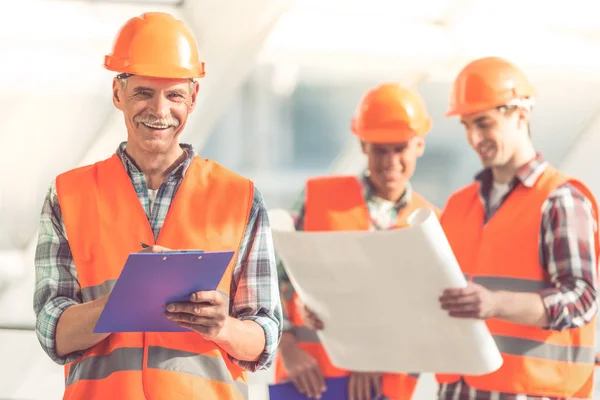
xmin=104 ymin=56 xmax=206 ymax=79
xmin=445 ymin=97 xmax=533 ymax=118
xmin=353 ymin=128 xmax=426 ymax=144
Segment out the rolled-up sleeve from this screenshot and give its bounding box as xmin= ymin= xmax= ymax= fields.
xmin=33 ymin=180 xmax=84 ymax=364
xmin=229 ymin=188 xmax=283 ymax=371
xmin=539 ymin=183 xmax=598 ymax=331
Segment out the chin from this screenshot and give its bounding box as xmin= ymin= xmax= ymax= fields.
xmin=383 ymin=178 xmax=405 ymax=191
xmin=479 ymin=158 xmax=494 ymax=168
xmin=483 ymin=159 xmax=504 ymax=169
xmin=140 ymin=138 xmax=176 ymax=153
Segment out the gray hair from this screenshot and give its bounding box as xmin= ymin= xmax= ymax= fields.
xmin=117 ymin=73 xmax=129 ymax=89
xmin=116 ymin=73 xmax=196 ymax=92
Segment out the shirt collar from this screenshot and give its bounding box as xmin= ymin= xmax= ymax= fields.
xmin=116 ymin=141 xmax=196 ymax=180
xmin=475 ymin=153 xmax=548 ymax=189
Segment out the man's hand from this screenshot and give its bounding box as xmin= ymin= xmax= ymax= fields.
xmin=139 ymin=244 xmax=170 ymax=253
xmin=300 ymin=305 xmax=324 ymax=330
xmin=140 ymin=245 xmax=229 ymax=339
xmin=165 ymin=291 xmax=229 ymax=340
xmin=348 ymin=372 xmax=382 ymax=400
xmin=280 ymin=332 xmax=326 ymax=399
xmin=439 ymin=282 xmax=498 ymax=319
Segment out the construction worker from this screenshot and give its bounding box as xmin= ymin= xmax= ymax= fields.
xmin=32 ymin=12 xmax=282 ymax=400
xmin=437 ymin=56 xmax=599 ymax=399
xmin=274 ymin=83 xmax=441 ymax=400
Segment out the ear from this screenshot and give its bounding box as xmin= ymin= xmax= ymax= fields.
xmin=412 ymin=136 xmax=426 ymax=157
xmin=112 ymin=78 xmax=125 ymax=111
xmin=188 ymin=81 xmax=200 ymax=113
xmin=360 ymin=140 xmax=368 ymax=155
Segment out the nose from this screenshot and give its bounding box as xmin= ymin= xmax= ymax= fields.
xmin=149 ymin=94 xmax=170 ymax=119
xmin=467 ymin=127 xmax=483 ymax=147
xmin=382 ymin=151 xmax=402 ymax=171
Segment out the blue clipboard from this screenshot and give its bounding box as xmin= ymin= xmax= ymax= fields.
xmin=94 ymin=250 xmax=233 ymax=333
xmin=269 ymin=376 xmax=362 ymax=400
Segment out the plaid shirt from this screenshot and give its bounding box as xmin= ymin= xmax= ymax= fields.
xmin=33 ymin=142 xmax=283 ymax=372
xmin=278 ymin=172 xmax=412 ymax=329
xmin=438 ymin=154 xmax=598 ymax=400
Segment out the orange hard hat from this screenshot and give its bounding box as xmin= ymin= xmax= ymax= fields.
xmin=446 ymin=56 xmax=534 ymax=117
xmin=351 ymin=83 xmax=432 ymax=143
xmin=104 ymin=12 xmax=205 ymax=79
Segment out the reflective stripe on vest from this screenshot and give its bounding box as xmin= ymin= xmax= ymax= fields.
xmin=81 ymin=280 xmax=116 ymax=302
xmin=275 ymin=176 xmax=438 ymax=398
xmin=66 ymin=347 xmax=142 ymax=386
xmin=57 ymin=154 xmax=253 ymax=399
xmin=292 ymin=325 xmax=320 ymax=343
xmin=493 ymin=335 xmax=595 ymax=363
xmin=438 ymin=165 xmax=599 ymax=398
xmin=469 ymin=275 xmax=552 ymax=293
xmin=65 ymin=347 xmax=248 ymax=397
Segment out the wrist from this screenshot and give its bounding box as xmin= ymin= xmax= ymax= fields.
xmin=211 ymin=316 xmax=235 ymax=346
xmin=280 ymin=331 xmax=299 ymax=351
xmin=491 ymin=290 xmax=508 ymax=319
xmin=94 ymin=294 xmax=110 ymax=309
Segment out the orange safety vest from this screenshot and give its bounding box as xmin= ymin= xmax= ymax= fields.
xmin=437 ymin=165 xmax=599 ymax=398
xmin=274 ymin=175 xmax=441 ymax=399
xmin=56 ymin=154 xmax=254 ymax=400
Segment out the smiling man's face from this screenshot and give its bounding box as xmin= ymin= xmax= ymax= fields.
xmin=112 ymin=74 xmax=199 ymax=154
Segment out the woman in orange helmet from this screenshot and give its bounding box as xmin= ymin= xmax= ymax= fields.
xmin=437 ymin=56 xmax=599 ymax=399
xmin=274 ymin=83 xmax=441 ymax=400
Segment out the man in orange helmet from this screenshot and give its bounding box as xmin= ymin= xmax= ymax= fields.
xmin=274 ymin=83 xmax=441 ymax=400
xmin=32 ymin=12 xmax=282 ymax=399
xmin=436 ymin=56 xmax=599 ymax=399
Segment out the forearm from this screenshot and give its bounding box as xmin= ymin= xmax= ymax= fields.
xmin=493 ymin=291 xmax=549 ymax=327
xmin=56 ymin=295 xmax=110 ymax=357
xmin=280 ymin=331 xmax=299 ymax=350
xmin=538 ymin=185 xmax=598 ymax=330
xmin=213 ymin=317 xmax=266 ymax=362
xmin=224 ymin=189 xmax=284 ymax=369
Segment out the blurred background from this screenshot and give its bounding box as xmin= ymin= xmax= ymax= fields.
xmin=1 ymin=0 xmax=600 ymax=398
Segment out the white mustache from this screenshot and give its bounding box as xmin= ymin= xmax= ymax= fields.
xmin=134 ymin=114 xmax=180 ymax=128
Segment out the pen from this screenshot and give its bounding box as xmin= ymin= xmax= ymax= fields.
xmin=139 ymin=242 xmax=151 ymax=249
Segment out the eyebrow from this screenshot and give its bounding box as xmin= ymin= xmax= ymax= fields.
xmin=132 ymin=87 xmax=187 ymax=96
xmin=168 ymin=89 xmax=187 ymax=96
xmin=373 ymin=143 xmax=408 ymax=151
xmin=132 ymin=86 xmax=154 ymax=93
xmin=461 ymin=116 xmax=491 ymax=125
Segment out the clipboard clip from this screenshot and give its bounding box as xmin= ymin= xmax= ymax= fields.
xmin=140 ymin=242 xmax=204 ymax=256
